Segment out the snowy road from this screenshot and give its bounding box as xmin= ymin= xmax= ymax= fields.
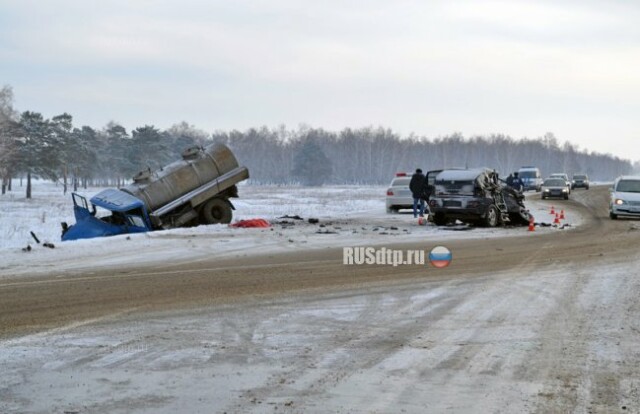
xmin=2 ymin=186 xmax=640 ymax=413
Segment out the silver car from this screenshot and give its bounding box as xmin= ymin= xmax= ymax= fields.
xmin=386 ymin=174 xmax=413 ymax=213
xmin=548 ymin=173 xmax=571 ymax=194
xmin=610 ymin=176 xmax=640 ymax=219
xmin=541 ymin=178 xmax=569 ymax=200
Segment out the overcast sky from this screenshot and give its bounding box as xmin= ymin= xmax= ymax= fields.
xmin=1 ymin=0 xmax=639 ymax=161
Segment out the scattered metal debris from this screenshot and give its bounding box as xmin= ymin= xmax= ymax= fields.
xmin=277 ymin=214 xmax=304 ymax=220
xmin=30 ymin=231 xmax=40 ymax=244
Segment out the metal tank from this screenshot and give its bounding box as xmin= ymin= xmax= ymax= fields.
xmin=122 ymin=143 xmax=240 ymax=212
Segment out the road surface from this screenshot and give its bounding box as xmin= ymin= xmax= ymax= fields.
xmin=2 ymin=186 xmax=639 ymax=413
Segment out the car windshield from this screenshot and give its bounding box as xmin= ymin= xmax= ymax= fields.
xmin=391 ymin=177 xmax=411 ymax=187
xmin=544 ymin=179 xmax=566 ymax=187
xmin=435 ymin=180 xmax=475 ymax=194
xmin=550 ymin=174 xmax=566 ymax=179
xmin=573 ymin=175 xmax=587 ymax=180
xmin=616 ymin=180 xmax=640 ymax=193
xmin=519 ymin=171 xmax=537 ymax=179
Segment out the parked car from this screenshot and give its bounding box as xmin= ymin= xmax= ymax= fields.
xmin=386 ymin=173 xmax=413 ymax=213
xmin=572 ymin=174 xmax=590 ymax=190
xmin=609 ymin=176 xmax=640 ymax=219
xmin=548 ymin=173 xmax=571 ymax=194
xmin=518 ymin=166 xmax=543 ymax=191
xmin=541 ymin=178 xmax=570 ymax=200
xmin=426 ymin=168 xmax=530 ymax=227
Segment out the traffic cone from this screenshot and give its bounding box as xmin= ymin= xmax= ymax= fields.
xmin=560 ymin=210 xmax=565 ymax=220
xmin=554 ymin=213 xmax=560 ymax=225
xmin=550 ymin=205 xmax=555 ymax=215
xmin=528 ymin=216 xmax=535 ymax=232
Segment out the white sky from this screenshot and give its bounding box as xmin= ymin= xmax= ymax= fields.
xmin=1 ymin=0 xmax=639 ymax=160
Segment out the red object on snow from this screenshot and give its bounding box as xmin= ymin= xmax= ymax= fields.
xmin=229 ymin=219 xmax=271 ymax=228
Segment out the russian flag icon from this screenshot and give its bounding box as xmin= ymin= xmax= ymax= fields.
xmin=429 ymin=246 xmax=452 ymax=268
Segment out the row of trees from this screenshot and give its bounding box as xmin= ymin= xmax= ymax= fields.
xmin=212 ymin=127 xmax=633 ymax=185
xmin=0 ymin=86 xmax=212 ymax=197
xmin=0 ymin=84 xmax=635 ymax=198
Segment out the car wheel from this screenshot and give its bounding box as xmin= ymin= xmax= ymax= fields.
xmin=509 ymin=211 xmax=530 ymax=226
xmin=483 ymin=205 xmax=499 ymax=227
xmin=586 ymin=186 xmax=589 ymax=190
xmin=610 ymin=211 xmax=618 ymax=220
xmin=564 ymin=194 xmax=569 ymax=200
xmin=433 ymin=213 xmax=448 ymax=226
xmin=541 ymin=195 xmax=546 ymax=200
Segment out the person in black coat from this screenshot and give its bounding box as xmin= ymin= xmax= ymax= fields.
xmin=509 ymin=172 xmax=524 ymax=192
xmin=409 ymin=168 xmax=426 ymax=218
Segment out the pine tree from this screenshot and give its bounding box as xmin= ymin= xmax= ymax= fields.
xmin=291 ymin=139 xmax=333 ymax=186
xmin=18 ymin=111 xmax=60 ymax=198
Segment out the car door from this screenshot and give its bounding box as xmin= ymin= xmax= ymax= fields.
xmin=422 ymin=170 xmax=442 ymax=200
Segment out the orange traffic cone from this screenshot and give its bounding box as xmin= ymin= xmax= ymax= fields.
xmin=528 ymin=216 xmax=535 ymax=232
xmin=560 ymin=210 xmax=565 ymax=220
xmin=554 ymin=213 xmax=560 ymax=225
xmin=550 ymin=205 xmax=555 ymax=215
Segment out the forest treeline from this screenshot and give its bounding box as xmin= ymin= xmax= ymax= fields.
xmin=0 ymin=85 xmax=635 ymax=197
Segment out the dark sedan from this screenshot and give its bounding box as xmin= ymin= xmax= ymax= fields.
xmin=541 ymin=178 xmax=569 ymax=200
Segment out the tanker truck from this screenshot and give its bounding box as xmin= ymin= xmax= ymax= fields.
xmin=61 ymin=143 xmax=249 ymax=241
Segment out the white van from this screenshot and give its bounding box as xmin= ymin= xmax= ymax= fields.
xmin=518 ymin=166 xmax=543 ymax=192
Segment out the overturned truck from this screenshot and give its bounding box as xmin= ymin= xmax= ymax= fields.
xmin=62 ymin=143 xmax=249 ymax=241
xmin=423 ymin=168 xmax=531 ymax=227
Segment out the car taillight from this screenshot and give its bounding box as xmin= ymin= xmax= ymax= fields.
xmin=387 ymin=190 xmax=394 ymax=196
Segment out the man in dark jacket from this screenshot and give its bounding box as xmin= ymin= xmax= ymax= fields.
xmin=509 ymin=172 xmax=524 ymax=192
xmin=409 ymin=168 xmax=426 ymax=218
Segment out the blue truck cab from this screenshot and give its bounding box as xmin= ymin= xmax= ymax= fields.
xmin=61 ymin=189 xmax=152 ymax=241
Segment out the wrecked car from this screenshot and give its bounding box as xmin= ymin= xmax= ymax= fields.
xmin=424 ymin=168 xmax=531 ymax=227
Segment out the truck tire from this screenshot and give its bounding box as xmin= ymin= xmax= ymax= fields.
xmin=201 ymin=198 xmax=232 ymax=224
xmin=483 ymin=205 xmax=499 ymax=227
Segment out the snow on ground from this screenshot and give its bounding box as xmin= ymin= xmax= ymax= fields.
xmin=0 ymin=181 xmax=581 ymax=277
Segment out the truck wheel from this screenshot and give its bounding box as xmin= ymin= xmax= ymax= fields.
xmin=483 ymin=205 xmax=499 ymax=227
xmin=201 ymin=198 xmax=232 ymax=224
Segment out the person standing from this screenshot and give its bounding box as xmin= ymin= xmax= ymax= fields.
xmin=510 ymin=172 xmax=524 ymax=192
xmin=506 ymin=173 xmax=514 ymax=188
xmin=409 ymin=168 xmax=426 ymax=218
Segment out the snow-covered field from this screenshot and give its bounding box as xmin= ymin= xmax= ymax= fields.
xmin=0 ymin=181 xmax=580 ymax=277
